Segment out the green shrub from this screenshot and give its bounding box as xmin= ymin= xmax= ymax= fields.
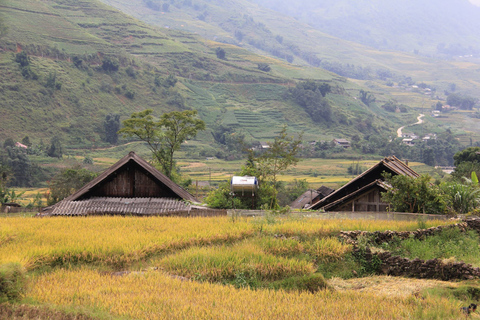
xmin=269 ymin=274 xmax=330 ymax=293
xmin=0 ymin=263 xmax=26 ymax=303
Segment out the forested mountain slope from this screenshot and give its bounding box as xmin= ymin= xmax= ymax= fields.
xmin=0 ymin=0 xmax=405 ymax=148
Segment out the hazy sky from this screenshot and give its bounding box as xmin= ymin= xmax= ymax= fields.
xmin=469 ymin=0 xmax=480 ymax=6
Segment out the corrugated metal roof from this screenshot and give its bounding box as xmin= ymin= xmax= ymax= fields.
xmin=42 ymin=197 xmax=192 ymax=216
xmin=289 ymin=189 xmax=319 ymax=209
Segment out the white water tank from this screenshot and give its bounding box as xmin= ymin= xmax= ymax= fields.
xmin=231 ymin=176 xmax=258 ymax=196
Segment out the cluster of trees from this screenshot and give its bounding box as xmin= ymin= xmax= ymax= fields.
xmin=210 ymin=125 xmax=246 ymax=161
xmin=0 ymin=138 xmax=46 ymax=189
xmin=380 ymin=100 xmax=408 ymax=113
xmin=14 ymin=52 xmax=63 ymax=92
xmin=446 ymin=93 xmax=477 ymax=110
xmin=383 ymin=171 xmax=480 ymax=216
xmin=15 ymin=51 xmax=38 ymax=80
xmin=320 ymin=61 xmax=372 ymax=80
xmin=46 ymin=166 xmax=97 ymax=205
xmin=206 ymin=126 xmax=303 ymax=209
xmin=352 ymin=131 xmax=460 ymax=167
xmin=287 ymin=81 xmax=333 ymax=123
xmin=300 ymin=130 xmax=461 ymax=167
xmin=451 ymin=147 xmax=480 ymax=182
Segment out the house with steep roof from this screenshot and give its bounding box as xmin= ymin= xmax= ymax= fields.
xmin=40 ymin=152 xmax=213 ymax=216
xmin=307 ymin=156 xmax=419 ymax=212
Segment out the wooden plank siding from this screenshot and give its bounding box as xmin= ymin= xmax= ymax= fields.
xmin=85 ymin=164 xmax=178 ymax=199
xmin=332 ymin=187 xmax=390 ymax=212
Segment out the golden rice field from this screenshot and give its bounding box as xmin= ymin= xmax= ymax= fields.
xmin=0 ymin=216 xmax=453 ymax=269
xmin=28 ymin=268 xmax=463 ymax=320
xmin=0 ymin=216 xmax=466 ymax=319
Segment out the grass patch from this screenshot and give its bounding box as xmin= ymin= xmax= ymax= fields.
xmin=0 ymin=303 xmax=100 ymax=320
xmin=380 ymin=227 xmax=480 ymax=266
xmin=268 ymin=274 xmax=331 ymax=293
xmin=156 ymin=241 xmax=316 ymax=284
xmin=0 ymin=263 xmax=26 ymax=303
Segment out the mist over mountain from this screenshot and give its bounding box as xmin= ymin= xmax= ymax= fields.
xmin=249 ymin=0 xmax=480 ymax=56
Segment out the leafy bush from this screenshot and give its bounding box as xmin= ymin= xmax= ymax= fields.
xmin=381 ymin=173 xmax=446 ymax=214
xmin=204 ymin=182 xmax=248 ymax=209
xmin=269 ymin=274 xmax=330 ymax=292
xmin=257 ymin=63 xmax=271 ymax=72
xmin=47 ymin=166 xmax=97 ymax=205
xmin=0 ymin=263 xmax=26 ymax=303
xmin=215 ymin=47 xmax=226 ymax=60
xmin=101 ymin=56 xmax=119 ymax=72
xmin=15 ymin=51 xmax=29 ymax=67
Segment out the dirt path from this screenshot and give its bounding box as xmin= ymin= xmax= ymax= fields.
xmin=397 ymin=114 xmax=425 ymax=137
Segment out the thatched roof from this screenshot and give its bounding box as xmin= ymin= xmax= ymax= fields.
xmin=308 ymin=156 xmax=418 ymax=210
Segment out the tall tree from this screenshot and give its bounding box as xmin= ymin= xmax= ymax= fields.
xmin=359 ymin=89 xmax=376 ymax=106
xmin=253 ymin=125 xmax=302 ymax=209
xmin=215 ymin=47 xmax=226 ymax=59
xmin=159 ymin=110 xmax=206 ymax=177
xmin=47 ymin=136 xmax=63 ymax=158
xmin=103 ymin=114 xmax=120 ymax=144
xmin=119 ymin=109 xmax=205 ymax=179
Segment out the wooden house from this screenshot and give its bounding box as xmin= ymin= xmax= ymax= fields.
xmin=307 ymin=156 xmax=419 ymax=212
xmin=40 ymin=152 xmax=210 ymax=216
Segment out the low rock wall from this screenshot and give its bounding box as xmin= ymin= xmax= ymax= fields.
xmin=348 ymin=218 xmax=480 ymax=281
xmin=340 ymin=220 xmax=477 ymax=245
xmin=356 ymin=247 xmax=480 ymax=281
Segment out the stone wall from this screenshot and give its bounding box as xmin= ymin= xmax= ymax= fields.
xmin=347 ymin=218 xmax=480 ymax=280
xmin=340 ymin=221 xmax=473 ymax=245
xmin=355 ymin=247 xmax=480 ymax=281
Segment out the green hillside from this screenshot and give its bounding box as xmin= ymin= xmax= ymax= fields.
xmin=99 ymin=0 xmax=480 ymax=143
xmin=0 ymin=0 xmax=413 ymax=149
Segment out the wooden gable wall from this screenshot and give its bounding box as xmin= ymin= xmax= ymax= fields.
xmin=332 ymin=186 xmax=390 ymax=212
xmin=78 ymin=161 xmax=179 ymax=200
